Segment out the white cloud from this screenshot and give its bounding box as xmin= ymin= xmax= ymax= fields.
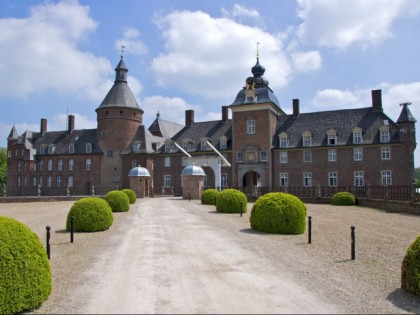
xmin=115 ymin=27 xmax=148 ymax=56
xmin=296 ymin=0 xmax=420 ymax=49
xmin=0 ymin=0 xmax=112 ymax=101
xmin=311 ymin=89 xmax=362 ymax=109
xmin=151 ymin=10 xmax=291 ymax=100
xmin=222 ymin=4 xmax=260 ymax=20
xmin=291 ymin=50 xmax=322 ymax=72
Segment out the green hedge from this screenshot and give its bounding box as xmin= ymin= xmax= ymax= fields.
xmin=401 ymin=235 xmax=420 ymax=295
xmin=0 ymin=216 xmax=52 ymax=314
xmin=121 ymin=189 xmax=137 ymax=204
xmin=201 ymin=188 xmax=220 ymax=205
xmin=216 ymin=189 xmax=247 ymax=213
xmin=250 ymin=192 xmax=307 ymax=234
xmin=331 ymin=192 xmax=356 ymax=206
xmin=66 ymin=197 xmax=113 ymax=232
xmin=104 ymin=190 xmax=130 ymax=212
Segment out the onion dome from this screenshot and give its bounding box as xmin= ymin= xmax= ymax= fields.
xmin=252 ymin=58 xmax=266 ymax=78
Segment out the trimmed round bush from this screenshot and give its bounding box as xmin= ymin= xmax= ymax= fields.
xmin=331 ymin=192 xmax=356 ymax=206
xmin=66 ymin=197 xmax=113 ymax=232
xmin=121 ymin=188 xmax=137 ymax=204
xmin=104 ymin=190 xmax=130 ymax=212
xmin=0 ymin=216 xmax=52 ymax=314
xmin=201 ymin=188 xmax=220 ymax=205
xmin=401 ymin=235 xmax=420 ymax=295
xmin=216 ymin=189 xmax=247 ymax=213
xmin=250 ymin=192 xmax=307 ymax=234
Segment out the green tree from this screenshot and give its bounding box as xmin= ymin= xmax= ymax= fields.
xmin=0 ymin=148 xmax=6 ymax=191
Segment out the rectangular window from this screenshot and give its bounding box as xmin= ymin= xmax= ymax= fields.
xmin=47 ymin=159 xmax=52 ymax=171
xmin=329 ymin=172 xmax=338 ymax=187
xmin=47 ymin=176 xmax=52 ymax=187
xmin=57 ymin=175 xmax=62 ymax=188
xmin=353 ymin=132 xmax=363 ymax=144
xmin=237 ymin=152 xmax=244 ymax=162
xmin=354 ymin=171 xmax=364 ymax=187
xmin=17 ymin=175 xmax=21 ymax=187
xmin=303 ymin=136 xmax=312 ymax=147
xmin=57 ymin=159 xmax=63 ymax=171
xmin=201 ymin=141 xmax=207 ymax=150
xmin=247 ymin=119 xmax=255 ymax=134
xmin=86 ymin=143 xmax=92 ymax=153
xmin=33 ymin=176 xmax=37 ymax=187
xmin=34 ymin=162 xmax=37 ymax=171
xmin=381 ymin=147 xmax=391 ymax=160
xmin=69 ymin=144 xmax=75 ymax=154
xmin=182 ymin=142 xmax=189 ymax=152
xmin=280 ymin=173 xmax=288 ymax=187
xmin=380 ymin=130 xmax=390 ymax=143
xmin=203 ymin=175 xmax=208 ymax=187
xmin=107 ymin=150 xmax=113 ymax=157
xmin=164 ymin=143 xmax=171 ymax=153
xmin=101 ymin=130 xmax=106 ymax=139
xmin=7 ymin=150 xmax=11 ymax=158
xmin=164 ymin=157 xmax=171 ymax=167
xmin=303 ymin=172 xmax=313 ymax=187
xmin=303 ymin=150 xmax=312 ymax=162
xmin=220 ymin=139 xmax=227 ymax=150
xmin=68 ymin=159 xmax=74 ymax=171
xmin=39 ymin=176 xmax=43 ymax=187
xmin=40 ymin=160 xmax=44 ymax=171
xmin=164 ymin=175 xmax=172 ymax=187
xmin=328 ymin=134 xmax=336 ymax=146
xmin=381 ymin=170 xmax=392 ymax=186
xmin=113 ymin=175 xmax=121 ymax=183
xmin=17 ymin=161 xmax=22 ymax=172
xmin=260 ymin=151 xmax=267 ymax=161
xmin=280 ymin=151 xmax=288 ymax=164
xmin=280 ymin=137 xmax=288 ymax=148
xmin=23 ymin=176 xmax=27 ymax=187
xmin=131 ymin=160 xmax=137 ymax=169
xmin=221 ymin=174 xmax=227 ymax=187
xmin=354 ymin=148 xmax=363 ymax=161
xmin=68 ymin=176 xmax=74 ymax=188
xmin=86 ymin=159 xmax=92 ymax=171
xmin=328 ymin=149 xmax=336 ymax=162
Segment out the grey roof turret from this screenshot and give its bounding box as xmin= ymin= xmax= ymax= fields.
xmin=96 ymin=56 xmax=142 ymax=112
xmin=397 ymin=103 xmax=416 ymax=123
xmin=7 ymin=125 xmax=18 ymax=140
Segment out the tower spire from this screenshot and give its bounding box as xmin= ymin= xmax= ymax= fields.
xmin=256 ymin=41 xmax=260 ymax=61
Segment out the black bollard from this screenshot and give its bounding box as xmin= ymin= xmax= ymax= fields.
xmin=351 ymin=226 xmax=356 ymax=260
xmin=308 ymin=216 xmax=312 ymax=244
xmin=46 ymin=226 xmax=51 ymax=260
xmin=240 ymin=202 xmax=243 ymax=217
xmin=70 ymin=216 xmax=74 ymax=243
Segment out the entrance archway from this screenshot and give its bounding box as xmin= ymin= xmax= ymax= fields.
xmin=242 ymin=171 xmax=261 ymax=188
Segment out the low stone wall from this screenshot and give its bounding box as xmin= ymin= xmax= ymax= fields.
xmin=0 ymin=196 xmax=86 ymax=203
xmin=357 ymin=198 xmax=420 ymax=215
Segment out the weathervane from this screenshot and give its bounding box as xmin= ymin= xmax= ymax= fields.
xmin=256 ymin=41 xmax=260 ymax=60
xmin=119 ymin=45 xmax=126 ymax=57
xmin=400 ymin=102 xmax=412 ymax=106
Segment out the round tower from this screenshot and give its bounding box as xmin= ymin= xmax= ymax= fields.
xmin=96 ymin=56 xmax=143 ymax=187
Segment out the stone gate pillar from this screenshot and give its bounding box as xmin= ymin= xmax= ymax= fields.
xmin=181 ymin=165 xmax=205 ymax=200
xmin=128 ymin=165 xmax=151 ymax=198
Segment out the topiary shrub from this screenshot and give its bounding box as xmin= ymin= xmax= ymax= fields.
xmin=121 ymin=188 xmax=137 ymax=204
xmin=401 ymin=235 xmax=420 ymax=295
xmin=0 ymin=216 xmax=52 ymax=314
xmin=201 ymin=188 xmax=220 ymax=205
xmin=104 ymin=190 xmax=130 ymax=212
xmin=250 ymin=192 xmax=307 ymax=234
xmin=216 ymin=189 xmax=247 ymax=213
xmin=66 ymin=197 xmax=113 ymax=232
xmin=331 ymin=191 xmax=356 ymax=206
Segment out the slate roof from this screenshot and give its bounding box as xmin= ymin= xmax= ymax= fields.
xmin=230 ymin=87 xmax=280 ymax=107
xmin=122 ymin=125 xmax=165 ymax=154
xmin=397 ymin=104 xmax=417 ymax=123
xmin=274 ymin=107 xmax=399 ymax=148
xmin=148 ymin=116 xmax=184 ymax=139
xmin=155 ymin=120 xmax=232 ymax=154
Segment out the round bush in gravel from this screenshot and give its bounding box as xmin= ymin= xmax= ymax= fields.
xmin=104 ymin=190 xmax=130 ymax=212
xmin=201 ymin=188 xmax=220 ymax=205
xmin=250 ymin=192 xmax=307 ymax=234
xmin=121 ymin=189 xmax=137 ymax=204
xmin=331 ymin=192 xmax=356 ymax=206
xmin=66 ymin=198 xmax=113 ymax=232
xmin=401 ymin=234 xmax=420 ymax=295
xmin=0 ymin=216 xmax=52 ymax=314
xmin=216 ymin=189 xmax=247 ymax=213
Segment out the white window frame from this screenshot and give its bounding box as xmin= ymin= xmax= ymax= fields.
xmin=381 ymin=170 xmax=392 ymax=186
xmin=381 ymin=147 xmax=391 ymax=160
xmin=279 ymin=132 xmax=288 ymax=148
xmin=303 ymin=150 xmax=312 ymax=163
xmin=68 ymin=159 xmax=74 ymax=171
xmin=304 ymin=172 xmax=313 ymax=187
xmin=237 ymin=152 xmax=244 ymax=162
xmin=280 ymin=151 xmax=288 ymax=164
xmin=164 ymin=175 xmax=172 ymax=187
xmin=303 ymin=135 xmax=312 ymax=147
xmin=133 ymin=141 xmax=141 ymax=152
xmin=354 ymin=171 xmax=364 ymax=187
xmin=68 ymin=175 xmax=74 ymax=188
xmin=57 ymin=159 xmax=63 ymax=171
xmin=353 ymin=129 xmax=363 ymax=144
xmin=86 ymin=158 xmax=92 ymax=171
xmin=354 ymin=148 xmax=363 ymax=161
xmin=220 ymin=137 xmax=227 ymax=150
xmin=221 ymin=174 xmax=227 ymax=187
xmin=280 ymin=173 xmax=288 ymax=187
xmin=260 ymin=151 xmax=267 ymax=162
xmin=164 ymin=157 xmax=171 ymax=167
xmin=328 ymin=172 xmax=338 ymax=187
xmin=86 ymin=143 xmax=92 ymax=153
xmin=328 ymin=149 xmax=336 ymax=162
xmin=69 ymin=144 xmax=75 ymax=154
xmin=200 ymin=141 xmax=207 ymax=151
xmin=57 ymin=175 xmax=62 ymax=188
xmin=164 ymin=143 xmax=172 ymax=153
xmin=247 ymin=119 xmax=255 ymax=135
xmin=47 ymin=176 xmax=52 ymax=187
xmin=47 ymin=159 xmax=53 ymax=171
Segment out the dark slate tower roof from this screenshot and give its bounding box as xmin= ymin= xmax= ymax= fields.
xmin=96 ymin=56 xmax=142 ymax=111
xmin=397 ymin=103 xmax=416 ymax=123
xmin=230 ymin=57 xmax=280 ymax=108
xmin=7 ymin=125 xmax=18 ymax=140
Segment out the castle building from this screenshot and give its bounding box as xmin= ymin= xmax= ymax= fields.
xmin=6 ymin=55 xmax=417 ymax=197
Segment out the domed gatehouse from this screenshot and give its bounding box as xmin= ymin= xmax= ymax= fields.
xmin=128 ymin=165 xmax=151 ymax=198
xmin=181 ymin=164 xmax=205 ymax=200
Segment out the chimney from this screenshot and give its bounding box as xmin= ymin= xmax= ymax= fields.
xmin=372 ymin=89 xmax=383 ymax=111
xmin=293 ymin=99 xmax=300 ymax=117
xmin=68 ymin=115 xmax=75 ymax=133
xmin=185 ymin=109 xmax=194 ymax=127
xmin=40 ymin=118 xmax=47 ymax=134
xmin=222 ymin=106 xmax=229 ymax=122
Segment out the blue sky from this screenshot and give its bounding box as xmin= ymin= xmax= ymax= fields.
xmin=1 ymin=0 xmax=420 ymax=166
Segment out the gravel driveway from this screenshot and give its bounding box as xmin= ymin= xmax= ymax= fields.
xmin=1 ymin=197 xmax=420 ymax=314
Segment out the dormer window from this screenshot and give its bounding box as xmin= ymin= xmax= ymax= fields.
xmin=352 ymin=127 xmax=363 ymax=144
xmin=133 ymin=141 xmax=142 ymax=152
xmin=41 ymin=145 xmax=48 ymax=155
xmin=200 ymin=138 xmax=208 ymax=151
xmin=220 ymin=137 xmax=227 ymax=150
xmin=48 ymin=145 xmax=55 ymax=154
xmin=302 ymin=131 xmax=312 ymax=147
xmin=327 ymin=129 xmax=337 ymax=146
xmin=164 ymin=143 xmax=172 ymax=153
xmin=86 ymin=143 xmax=92 ymax=153
xmin=379 ymin=125 xmax=390 ymax=143
xmin=279 ymin=132 xmax=289 ymax=148
xmin=69 ymin=144 xmax=75 ymax=154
